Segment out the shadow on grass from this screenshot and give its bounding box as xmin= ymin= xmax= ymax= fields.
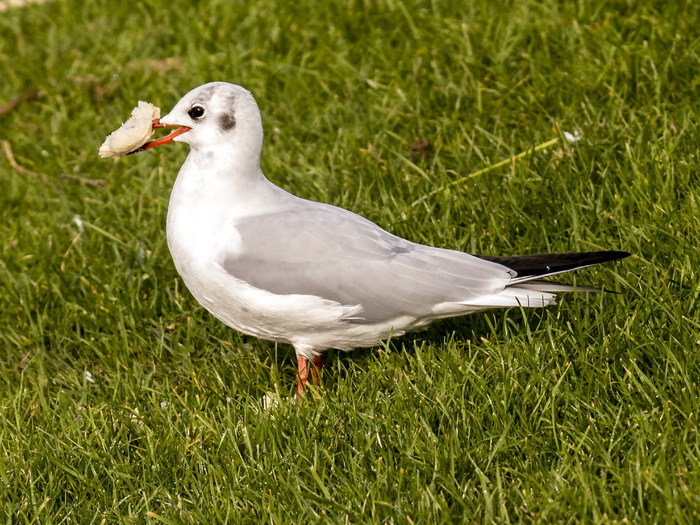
xmin=241 ymin=305 xmax=559 ymax=392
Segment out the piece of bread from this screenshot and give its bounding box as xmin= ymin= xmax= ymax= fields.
xmin=99 ymin=102 xmax=161 ymax=158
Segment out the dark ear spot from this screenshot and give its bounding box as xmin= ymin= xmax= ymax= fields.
xmin=219 ymin=112 xmax=236 ymax=131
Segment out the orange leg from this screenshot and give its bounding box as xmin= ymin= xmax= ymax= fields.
xmin=310 ymin=354 xmax=323 ymax=385
xmin=296 ymin=356 xmax=309 ymax=396
xmin=296 ymin=354 xmax=324 ymax=396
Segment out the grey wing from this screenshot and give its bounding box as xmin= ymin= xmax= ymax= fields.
xmin=222 ymin=201 xmax=514 ymax=323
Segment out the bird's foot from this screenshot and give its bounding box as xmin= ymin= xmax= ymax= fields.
xmin=296 ymin=354 xmax=324 ymax=397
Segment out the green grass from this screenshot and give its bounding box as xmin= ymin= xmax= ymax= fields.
xmin=1 ymin=0 xmax=699 ymax=522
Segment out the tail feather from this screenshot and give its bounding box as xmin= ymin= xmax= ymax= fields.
xmin=514 ymin=280 xmax=600 ymax=293
xmin=474 ymin=250 xmax=630 ymax=283
xmin=457 ymin=250 xmax=629 ymax=311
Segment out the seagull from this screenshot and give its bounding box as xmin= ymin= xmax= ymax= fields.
xmin=132 ymin=81 xmax=629 ymax=394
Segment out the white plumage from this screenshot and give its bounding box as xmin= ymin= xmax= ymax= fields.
xmin=130 ymin=81 xmax=628 ymax=393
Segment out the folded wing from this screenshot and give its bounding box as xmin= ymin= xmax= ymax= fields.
xmin=222 ymin=201 xmax=515 ymax=323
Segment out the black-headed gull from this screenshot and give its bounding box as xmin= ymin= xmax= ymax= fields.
xmin=129 ymin=82 xmax=629 ymax=394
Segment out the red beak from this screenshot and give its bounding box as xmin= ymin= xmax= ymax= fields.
xmin=127 ymin=119 xmax=191 ymax=155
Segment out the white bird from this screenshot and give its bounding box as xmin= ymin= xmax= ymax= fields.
xmin=131 ymin=82 xmax=629 ymax=394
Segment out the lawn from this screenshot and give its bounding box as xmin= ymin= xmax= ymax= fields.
xmin=1 ymin=0 xmax=699 ymax=522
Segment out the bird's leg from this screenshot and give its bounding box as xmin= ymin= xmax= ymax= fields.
xmin=296 ymin=354 xmax=324 ymax=396
xmin=296 ymin=356 xmax=309 ymax=396
xmin=310 ymin=354 xmax=323 ymax=386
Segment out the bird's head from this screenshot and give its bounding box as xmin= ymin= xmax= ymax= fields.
xmin=133 ymin=82 xmax=263 ymax=154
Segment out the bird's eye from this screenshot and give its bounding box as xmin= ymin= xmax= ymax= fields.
xmin=188 ymin=106 xmax=205 ymax=119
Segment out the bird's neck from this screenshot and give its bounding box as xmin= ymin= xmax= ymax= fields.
xmin=193 ymin=135 xmax=261 ymax=171
xmin=170 ymin=143 xmax=293 ymax=223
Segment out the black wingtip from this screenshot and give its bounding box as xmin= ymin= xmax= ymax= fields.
xmin=474 ymin=250 xmax=631 ymax=278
